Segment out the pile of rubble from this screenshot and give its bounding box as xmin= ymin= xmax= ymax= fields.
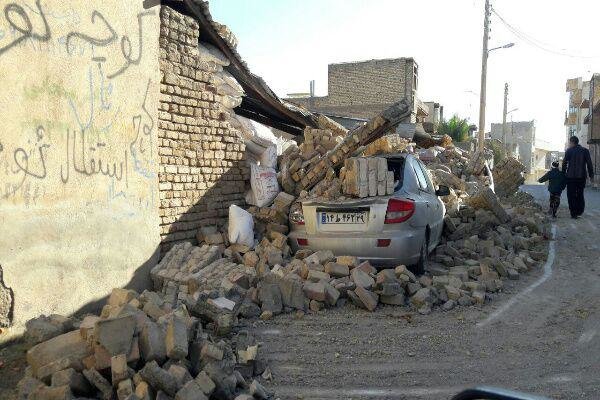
xmin=16 ymin=96 xmax=550 ymax=398
xmin=18 ymin=287 xmax=272 ymax=400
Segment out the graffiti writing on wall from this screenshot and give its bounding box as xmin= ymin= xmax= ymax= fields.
xmin=0 ymin=1 xmax=155 ymax=76
xmin=0 ymin=1 xmax=158 ymax=210
xmin=0 ymin=0 xmax=51 ymax=57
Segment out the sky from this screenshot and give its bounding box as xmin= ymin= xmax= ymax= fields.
xmin=210 ymin=0 xmax=600 ymax=151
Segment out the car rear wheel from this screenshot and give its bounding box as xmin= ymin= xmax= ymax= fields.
xmin=410 ymin=233 xmax=428 ymax=276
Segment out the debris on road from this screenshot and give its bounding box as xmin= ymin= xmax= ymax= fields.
xmin=16 ymin=96 xmax=549 ymax=398
xmin=19 ymin=283 xmax=270 ymax=400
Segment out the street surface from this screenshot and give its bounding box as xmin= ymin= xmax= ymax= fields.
xmin=253 ymin=185 xmax=600 ymax=399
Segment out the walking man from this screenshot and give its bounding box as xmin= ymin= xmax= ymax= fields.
xmin=562 ymin=136 xmax=594 ymax=218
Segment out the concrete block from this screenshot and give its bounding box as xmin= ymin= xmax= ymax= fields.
xmin=117 ymin=379 xmax=134 ymax=400
xmin=200 ymin=342 xmax=223 ymax=361
xmin=307 ymin=270 xmax=330 ymax=283
xmin=351 ymin=269 xmax=374 ymax=290
xmin=194 ymin=371 xmax=215 ymax=396
xmin=108 ymin=289 xmax=138 ymax=308
xmin=51 ymin=368 xmax=91 ymax=395
xmin=166 ymin=317 xmax=188 ymax=360
xmin=139 ymin=360 xmax=180 ymax=397
xmin=354 ymin=287 xmax=378 ymax=311
xmin=175 ymin=380 xmax=207 ymax=400
xmin=323 ymin=283 xmax=340 ymax=306
xmin=302 ymin=282 xmax=327 ymax=302
xmin=324 ymin=262 xmax=349 ymax=278
xmin=111 ymin=354 xmax=129 ymax=386
xmin=83 ymin=368 xmax=113 ymax=400
xmin=27 ymin=330 xmax=93 ymax=380
xmin=258 ymin=283 xmax=283 ymax=314
xmin=139 ymin=322 xmax=167 ymax=363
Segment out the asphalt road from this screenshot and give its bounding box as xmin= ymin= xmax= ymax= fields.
xmin=253 ymin=185 xmax=600 ymax=399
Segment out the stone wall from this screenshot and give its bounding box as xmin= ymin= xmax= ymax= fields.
xmin=157 ymin=6 xmax=248 ymax=253
xmin=0 ymin=1 xmax=161 ymax=338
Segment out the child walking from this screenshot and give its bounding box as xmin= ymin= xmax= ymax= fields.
xmin=538 ymin=161 xmax=566 ymax=218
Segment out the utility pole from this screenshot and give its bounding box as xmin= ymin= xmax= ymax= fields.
xmin=502 ymin=82 xmax=508 ymax=152
xmin=478 ymin=0 xmax=490 ymax=151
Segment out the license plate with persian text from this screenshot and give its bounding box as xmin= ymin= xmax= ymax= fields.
xmin=320 ymin=211 xmax=368 ymax=224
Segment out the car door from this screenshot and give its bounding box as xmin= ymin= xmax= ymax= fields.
xmin=413 ymin=160 xmax=444 ymax=248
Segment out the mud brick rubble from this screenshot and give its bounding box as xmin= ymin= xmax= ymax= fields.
xmin=17 ymin=98 xmax=549 ymax=399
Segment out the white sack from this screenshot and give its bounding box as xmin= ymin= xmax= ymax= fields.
xmin=248 ymin=162 xmax=279 ymax=207
xmin=233 ymin=115 xmax=278 ymax=148
xmin=214 ymin=71 xmax=244 ymax=97
xmin=221 ymin=94 xmax=242 ymax=109
xmin=228 ymin=205 xmax=254 ymax=248
xmin=259 ymin=145 xmax=278 ymax=169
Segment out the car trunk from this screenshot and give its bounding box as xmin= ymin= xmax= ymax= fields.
xmin=301 ymin=196 xmax=392 ymax=235
xmin=301 ymin=156 xmax=407 ymax=236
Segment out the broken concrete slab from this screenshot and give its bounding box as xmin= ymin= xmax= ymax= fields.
xmin=27 ymin=330 xmax=93 ymax=380
xmin=95 ymin=314 xmax=136 ymax=357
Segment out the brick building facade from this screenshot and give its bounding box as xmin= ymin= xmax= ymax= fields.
xmin=583 ymin=74 xmax=600 ymax=182
xmin=155 ymin=2 xmax=317 ymax=252
xmin=287 ymin=58 xmax=420 ymax=121
xmin=157 ymin=6 xmax=248 ymax=252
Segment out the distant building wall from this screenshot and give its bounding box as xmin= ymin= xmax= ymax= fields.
xmin=327 ymin=58 xmax=414 ymax=106
xmin=585 ymin=74 xmax=600 ymax=184
xmin=565 ymin=77 xmax=590 ymax=147
xmin=287 ymin=58 xmax=417 ymax=120
xmin=490 ymin=121 xmax=536 ymax=174
xmin=0 ymin=1 xmax=162 ymax=338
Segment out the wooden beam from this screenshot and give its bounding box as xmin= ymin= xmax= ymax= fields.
xmin=235 ymin=107 xmax=304 ymax=136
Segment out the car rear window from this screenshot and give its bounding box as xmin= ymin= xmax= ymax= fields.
xmin=386 ymin=157 xmax=405 ymax=191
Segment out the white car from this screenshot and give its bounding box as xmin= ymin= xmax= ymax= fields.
xmin=289 ymin=154 xmax=448 ymax=274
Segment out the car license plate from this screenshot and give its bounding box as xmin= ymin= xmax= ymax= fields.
xmin=320 ymin=211 xmax=368 ymax=224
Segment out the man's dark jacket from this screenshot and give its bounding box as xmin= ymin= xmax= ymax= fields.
xmin=562 ymin=144 xmax=594 ymax=180
xmin=538 ymin=168 xmax=566 ymax=194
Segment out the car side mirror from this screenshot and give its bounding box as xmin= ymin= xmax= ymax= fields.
xmin=436 ymin=185 xmax=450 ymax=196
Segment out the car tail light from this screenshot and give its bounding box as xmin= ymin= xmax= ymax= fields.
xmin=297 ymin=238 xmax=308 ymax=246
xmin=289 ymin=207 xmax=305 ymax=225
xmin=384 ymin=198 xmax=415 ymax=224
xmin=377 ymin=239 xmax=391 ymax=247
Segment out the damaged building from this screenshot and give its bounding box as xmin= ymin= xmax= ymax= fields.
xmin=0 ymin=0 xmax=320 ymax=336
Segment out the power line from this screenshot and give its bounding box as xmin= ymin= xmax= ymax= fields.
xmin=491 ymin=7 xmax=600 ymax=59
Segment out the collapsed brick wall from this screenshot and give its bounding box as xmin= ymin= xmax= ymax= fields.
xmin=157 ymin=6 xmax=248 ymax=253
